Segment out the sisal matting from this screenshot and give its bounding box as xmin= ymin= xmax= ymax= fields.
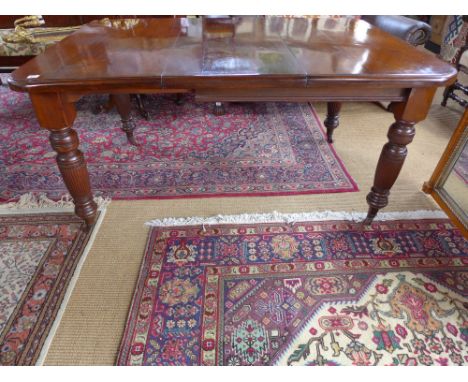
xmin=43 ymin=91 xmax=465 ymax=365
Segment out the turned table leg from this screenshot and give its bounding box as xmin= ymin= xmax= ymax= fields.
xmin=112 ymin=94 xmax=139 ymax=146
xmin=364 ymin=120 xmax=415 ymax=224
xmin=50 ymin=128 xmax=98 ymax=226
xmin=364 ymin=88 xmax=436 ymax=224
xmin=30 ymin=93 xmax=97 ymax=226
xmin=324 ymin=102 xmax=341 ymax=143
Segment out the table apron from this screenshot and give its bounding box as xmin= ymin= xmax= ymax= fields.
xmin=195 ymin=87 xmax=410 ymax=103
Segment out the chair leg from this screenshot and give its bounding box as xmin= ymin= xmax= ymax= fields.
xmin=93 ymin=95 xmax=114 ymax=115
xmin=213 ymin=102 xmax=225 ymax=116
xmin=175 ymin=93 xmax=183 ymax=105
xmin=441 ymin=85 xmax=454 ymax=107
xmin=112 ymin=94 xmax=139 ymax=146
xmin=134 ymin=94 xmax=149 ymax=120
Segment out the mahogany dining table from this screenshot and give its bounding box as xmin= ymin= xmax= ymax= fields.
xmin=7 ymin=16 xmax=457 ymax=227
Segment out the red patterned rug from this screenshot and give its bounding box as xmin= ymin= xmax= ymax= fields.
xmin=0 ymin=76 xmax=357 ymax=201
xmin=117 ymin=217 xmax=468 ymax=366
xmin=0 ymin=212 xmax=99 ymax=365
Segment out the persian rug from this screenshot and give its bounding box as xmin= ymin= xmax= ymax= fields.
xmin=0 ymin=74 xmax=357 ymax=201
xmin=0 ymin=210 xmax=102 ymax=365
xmin=117 ymin=215 xmax=468 ymax=366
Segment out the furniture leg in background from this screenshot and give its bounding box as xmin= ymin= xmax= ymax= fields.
xmin=364 ymin=88 xmax=436 ymax=223
xmin=112 ymin=94 xmax=139 ymax=146
xmin=324 ymin=102 xmax=342 ymax=143
xmin=213 ymin=101 xmax=225 ymax=116
xmin=442 ymin=82 xmax=468 ymax=108
xmin=134 ymin=94 xmax=150 ymax=120
xmin=441 ymin=45 xmax=467 ymax=108
xmin=95 ymin=94 xmax=149 ymax=123
xmin=175 ymin=93 xmax=183 ymax=105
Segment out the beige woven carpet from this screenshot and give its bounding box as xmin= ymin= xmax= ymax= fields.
xmin=42 ymin=91 xmax=465 ymax=365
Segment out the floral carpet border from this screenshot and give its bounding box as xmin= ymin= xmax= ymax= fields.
xmin=0 ymin=212 xmax=99 ymax=365
xmin=117 ymin=218 xmax=467 ymax=366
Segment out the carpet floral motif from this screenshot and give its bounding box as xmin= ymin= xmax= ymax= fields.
xmin=0 ymin=240 xmax=52 ymax=334
xmin=0 ymin=213 xmax=94 ymax=365
xmin=279 ymin=272 xmax=467 ymax=366
xmin=117 ymin=219 xmax=468 ymax=366
xmin=0 ymin=74 xmax=357 ymax=200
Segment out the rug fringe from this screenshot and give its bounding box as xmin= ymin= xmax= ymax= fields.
xmin=145 ymin=210 xmax=448 ymax=228
xmin=0 ymin=192 xmax=111 ymax=214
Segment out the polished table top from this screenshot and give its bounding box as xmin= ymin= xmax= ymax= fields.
xmin=10 ymin=16 xmax=456 ymax=92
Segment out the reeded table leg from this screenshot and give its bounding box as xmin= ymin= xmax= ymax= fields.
xmin=50 ymin=128 xmax=98 ymax=226
xmin=112 ymin=94 xmax=138 ymax=146
xmin=364 ymin=120 xmax=415 ymax=224
xmin=364 ymin=88 xmax=436 ymax=224
xmin=324 ymin=102 xmax=341 ymax=143
xmin=30 ymin=93 xmax=97 ymax=226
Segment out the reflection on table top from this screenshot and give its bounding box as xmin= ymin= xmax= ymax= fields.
xmin=10 ymin=16 xmax=457 ymax=91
